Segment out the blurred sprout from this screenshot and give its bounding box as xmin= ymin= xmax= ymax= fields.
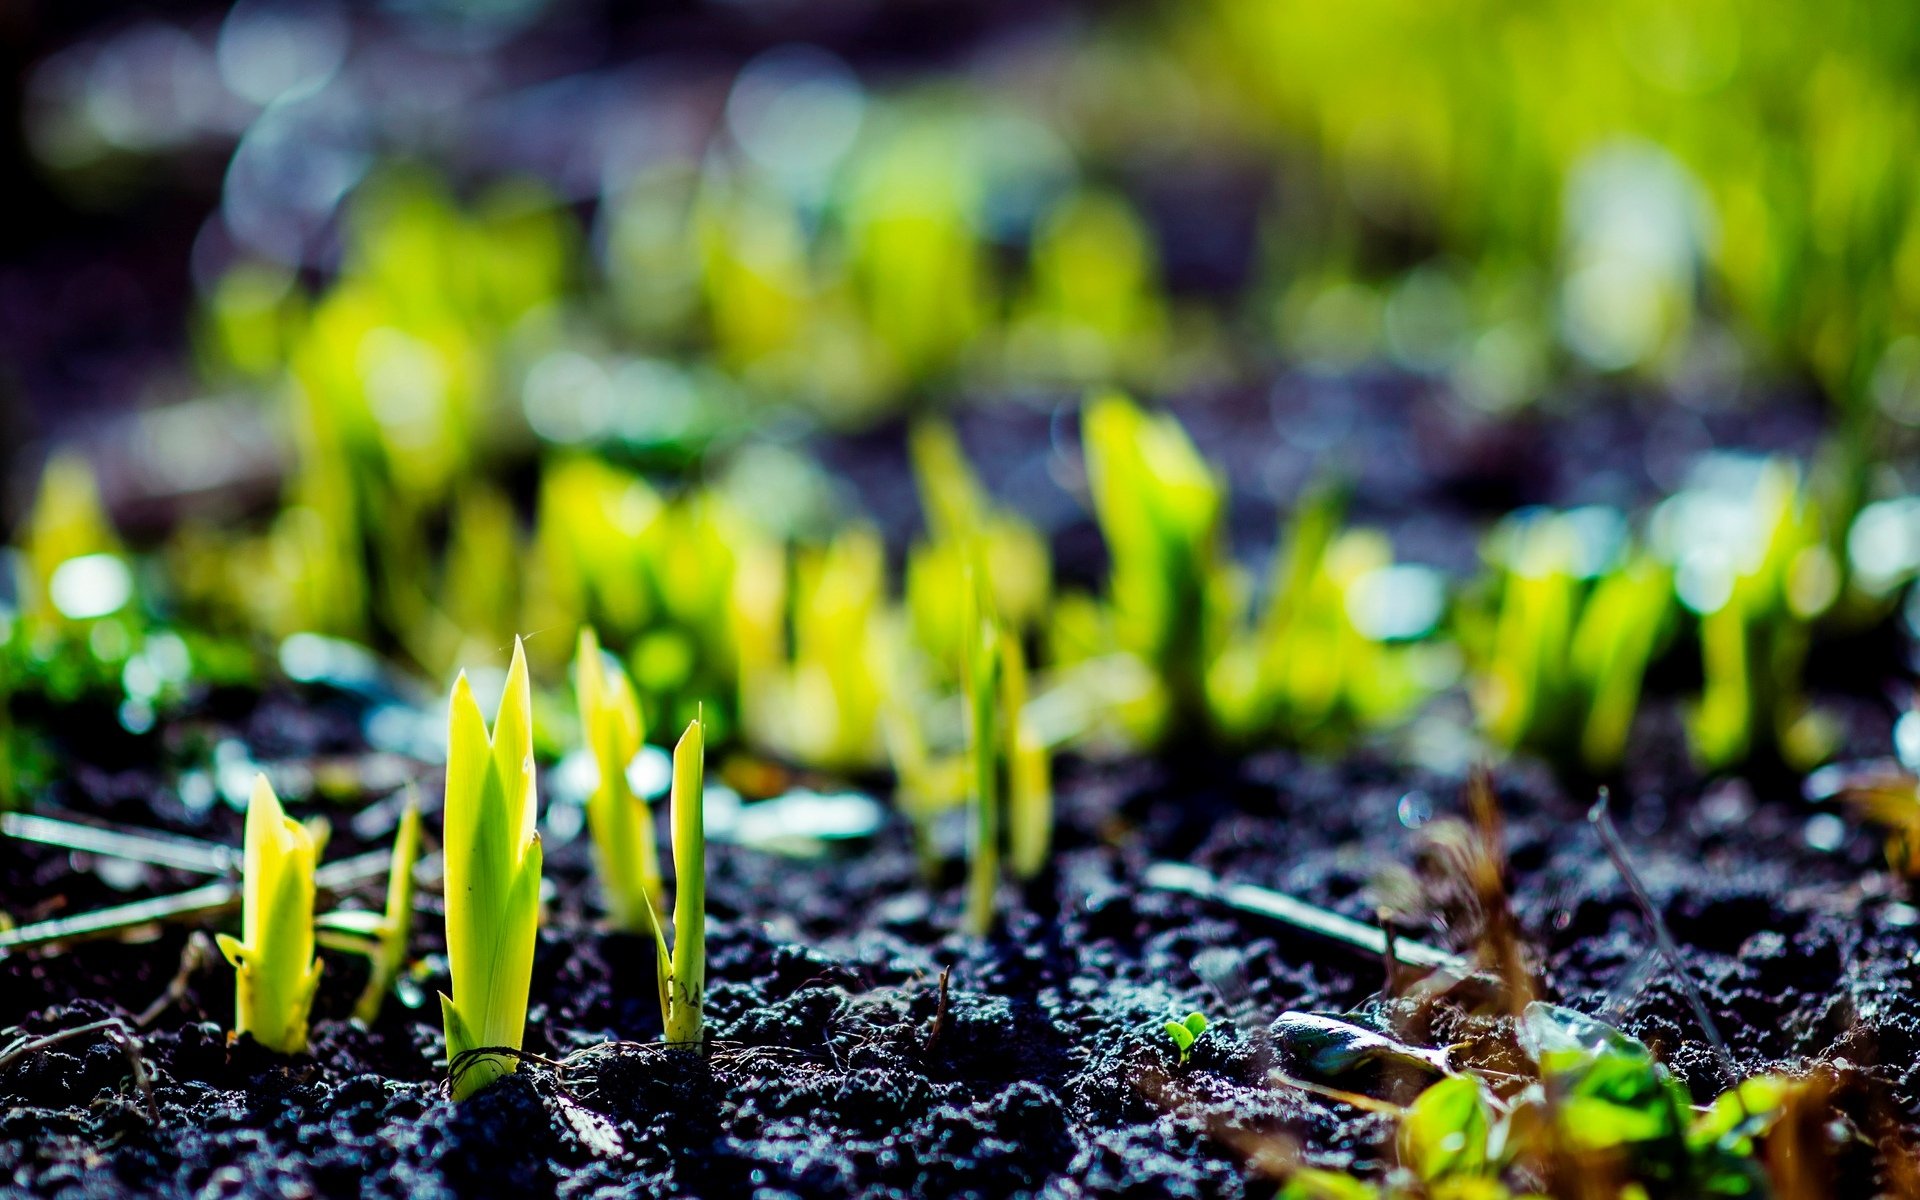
xmin=737 ymin=528 xmax=893 ymax=772
xmin=575 ymin=627 xmax=662 ymax=933
xmin=961 ymin=577 xmax=1002 ymax=937
xmin=199 ymin=261 xmax=304 ymax=381
xmin=1654 ymin=457 xmax=1839 ymax=771
xmin=1463 ymin=508 xmax=1673 ymax=773
xmin=1066 ymin=392 xmax=1239 ymax=748
xmin=1213 ymin=486 xmax=1452 ymax=749
xmin=842 ymin=110 xmax=989 ymax=389
xmin=1007 ymin=189 xmax=1168 ymax=384
xmin=528 ymin=459 xmax=745 ymax=740
xmin=905 ymin=421 xmax=1051 ymax=679
xmin=19 ymin=453 xmax=126 ymax=635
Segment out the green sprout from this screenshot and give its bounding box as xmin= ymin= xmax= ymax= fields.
xmin=575 ymin=626 xmax=662 ymax=933
xmin=1466 ymin=509 xmax=1673 ymax=773
xmin=216 ymin=774 xmax=324 ymax=1055
xmin=906 ymin=420 xmax=1051 ymax=665
xmin=1074 ymin=392 xmax=1237 ymax=747
xmin=316 ymin=790 xmax=422 ymax=1025
xmin=1002 ymin=628 xmax=1053 ymax=884
xmin=1162 ymin=1011 xmax=1209 ymax=1065
xmin=1657 ymin=458 xmax=1839 ymax=771
xmin=529 ymin=460 xmax=744 ymax=739
xmin=962 ymin=581 xmax=1002 ymax=938
xmin=645 ymin=715 xmax=707 ymax=1047
xmin=736 ymin=529 xmax=892 ymax=771
xmin=440 ymin=638 xmax=545 ymax=1099
xmin=1213 ymin=484 xmax=1451 ymax=747
xmin=1009 ymin=188 xmax=1168 ymax=384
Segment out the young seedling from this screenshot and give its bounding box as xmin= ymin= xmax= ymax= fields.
xmin=645 ymin=715 xmax=707 ymax=1047
xmin=575 ymin=627 xmax=662 ymax=932
xmin=1162 ymin=1011 xmax=1209 ymax=1065
xmin=1078 ymin=392 xmax=1235 ymax=747
xmin=1659 ymin=458 xmax=1837 ymax=771
xmin=1468 ymin=509 xmax=1672 ymax=773
xmin=1001 ymin=628 xmax=1052 ymax=883
xmin=316 ymin=790 xmax=421 ymax=1025
xmin=962 ymin=586 xmax=1002 ymax=938
xmin=1214 ymin=483 xmax=1449 ymax=748
xmin=440 ymin=638 xmax=544 ymax=1099
xmin=216 ymin=774 xmax=323 ymax=1055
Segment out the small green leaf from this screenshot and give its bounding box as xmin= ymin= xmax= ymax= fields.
xmin=1399 ymin=1075 xmax=1495 ymax=1182
xmin=1182 ymin=1011 xmax=1209 ymax=1036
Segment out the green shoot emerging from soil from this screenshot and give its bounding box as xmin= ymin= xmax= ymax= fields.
xmin=962 ymin=579 xmax=1002 ymax=938
xmin=1468 ymin=509 xmax=1673 ymax=773
xmin=1162 ymin=1011 xmax=1208 ymax=1065
xmin=1659 ymin=458 xmax=1839 ymax=772
xmin=1001 ymin=627 xmax=1052 ymax=882
xmin=1078 ymin=391 xmax=1233 ymax=747
xmin=216 ymin=774 xmax=324 ymax=1055
xmin=646 ymin=714 xmax=707 ymax=1047
xmin=440 ymin=638 xmax=544 ymax=1100
xmin=316 ymin=790 xmax=421 ymax=1025
xmin=1213 ymin=483 xmax=1448 ymax=748
xmin=575 ymin=626 xmax=662 ymax=932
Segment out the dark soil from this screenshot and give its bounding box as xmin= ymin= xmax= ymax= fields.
xmin=4 ymin=660 xmax=1918 ymax=1198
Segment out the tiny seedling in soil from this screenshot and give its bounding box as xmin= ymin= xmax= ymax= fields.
xmin=215 ymin=774 xmax=323 ymax=1055
xmin=645 ymin=713 xmax=707 ymax=1047
xmin=1162 ymin=1011 xmax=1209 ymax=1065
xmin=440 ymin=638 xmax=544 ymax=1100
xmin=315 ymin=789 xmax=422 ymax=1024
xmin=575 ymin=626 xmax=662 ymax=932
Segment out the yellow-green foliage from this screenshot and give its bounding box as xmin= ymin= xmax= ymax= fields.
xmin=1001 ymin=628 xmax=1053 ymax=883
xmin=737 ymin=528 xmax=893 ymax=771
xmin=1008 ymin=189 xmax=1168 ymax=384
xmin=904 ymin=421 xmax=1051 ymax=680
xmin=645 ymin=716 xmax=706 ymax=1046
xmin=18 ymin=452 xmax=126 ymax=637
xmin=961 ymin=584 xmax=1002 ymax=938
xmin=1073 ymin=392 xmax=1239 ymax=745
xmin=440 ymin=639 xmax=544 ymax=1099
xmin=1213 ymin=487 xmax=1450 ymax=747
xmin=195 ymin=175 xmax=574 ymax=649
xmin=317 ymin=793 xmax=422 ymax=1025
xmin=529 ymin=459 xmax=745 ymax=738
xmin=216 ymin=775 xmax=323 ymax=1055
xmin=1666 ymin=460 xmax=1839 ymax=770
xmin=575 ymin=627 xmax=661 ymax=933
xmin=1466 ymin=511 xmax=1673 ymax=772
xmin=842 ymin=113 xmax=989 ymax=387
xmin=1193 ymin=0 xmax=1920 ymax=405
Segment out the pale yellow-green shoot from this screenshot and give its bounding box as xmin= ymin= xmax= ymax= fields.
xmin=440 ymin=639 xmax=544 ymax=1100
xmin=962 ymin=579 xmax=1002 ymax=938
xmin=647 ymin=715 xmax=706 ymax=1047
xmin=1001 ymin=630 xmax=1052 ymax=882
xmin=217 ymin=774 xmax=323 ymax=1055
xmin=575 ymin=626 xmax=661 ymax=932
xmin=317 ymin=790 xmax=421 ymax=1025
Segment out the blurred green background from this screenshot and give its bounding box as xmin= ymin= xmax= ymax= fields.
xmin=5 ymin=0 xmax=1920 ymax=802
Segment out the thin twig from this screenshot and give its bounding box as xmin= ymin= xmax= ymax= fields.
xmin=1267 ymin=1068 xmax=1410 ymax=1117
xmin=924 ymin=966 xmax=951 ymax=1057
xmin=1146 ymin=861 xmax=1471 ymax=974
xmin=135 ymin=932 xmax=219 ymax=1028
xmin=1588 ymin=789 xmax=1745 ymax=1104
xmin=0 ymin=849 xmax=394 ymax=954
xmin=0 ymin=1018 xmax=158 ymax=1122
xmin=3 ymin=812 xmax=237 ymax=875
